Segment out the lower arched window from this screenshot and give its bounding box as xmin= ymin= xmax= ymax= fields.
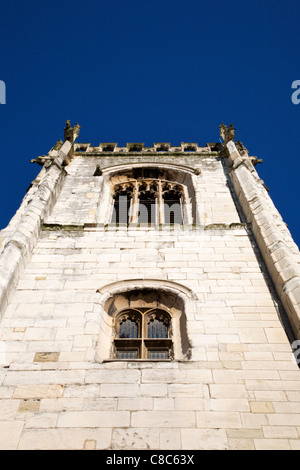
xmin=113 ymin=308 xmax=172 ymax=359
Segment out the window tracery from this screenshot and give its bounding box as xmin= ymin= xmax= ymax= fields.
xmin=95 ymin=284 xmax=193 ymax=362
xmin=111 ymin=179 xmax=184 ymax=225
xmin=113 ymin=308 xmax=173 ymax=360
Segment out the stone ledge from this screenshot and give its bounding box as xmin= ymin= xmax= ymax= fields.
xmin=40 ymin=222 xmax=250 ymax=233
xmin=42 ymin=224 xmax=84 ymax=232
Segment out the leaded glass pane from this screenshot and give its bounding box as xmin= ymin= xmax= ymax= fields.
xmin=116 ymin=349 xmax=138 ymax=359
xmin=147 ymin=318 xmax=168 ymax=339
xmin=148 ymin=350 xmax=169 ymax=359
xmin=119 ymin=318 xmax=138 ymax=338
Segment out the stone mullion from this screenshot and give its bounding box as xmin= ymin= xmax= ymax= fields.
xmin=182 ymin=186 xmax=191 ymax=224
xmin=129 ymin=181 xmax=139 ymax=224
xmin=158 ymin=180 xmax=164 ymax=224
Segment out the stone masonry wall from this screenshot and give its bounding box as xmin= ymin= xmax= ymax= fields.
xmin=0 ymin=146 xmax=299 ymax=450
xmin=0 ymin=228 xmax=299 ymax=449
xmin=46 ymin=154 xmax=241 ymax=227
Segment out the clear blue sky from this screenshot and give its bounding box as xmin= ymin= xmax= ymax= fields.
xmin=0 ymin=0 xmax=299 ymax=247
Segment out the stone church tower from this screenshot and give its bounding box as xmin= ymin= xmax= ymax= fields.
xmin=0 ymin=121 xmax=300 ymax=450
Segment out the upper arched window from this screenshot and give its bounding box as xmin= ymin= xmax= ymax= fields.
xmin=113 ymin=308 xmax=172 ymax=359
xmin=97 ymin=166 xmax=196 ymax=226
xmin=111 ymin=180 xmax=184 ymax=225
xmin=110 ymin=167 xmax=187 ymax=225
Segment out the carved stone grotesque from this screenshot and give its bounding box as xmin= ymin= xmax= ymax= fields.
xmin=64 ymin=120 xmax=72 ymax=142
xmin=235 ymin=139 xmax=248 ymax=156
xmin=64 ymin=120 xmax=81 ymax=143
xmin=219 ymin=123 xmax=235 ymax=144
xmin=73 ymin=123 xmax=81 ymax=142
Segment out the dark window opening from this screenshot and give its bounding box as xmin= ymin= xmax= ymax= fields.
xmin=111 ymin=178 xmax=185 ymax=225
xmin=163 ymin=190 xmax=183 ymax=225
xmin=138 ymin=181 xmax=158 ymax=224
xmin=164 ymin=200 xmax=183 ymax=224
xmin=114 ymin=308 xmax=172 ymax=360
xmin=112 ymin=193 xmax=131 ymax=224
xmin=138 ymin=191 xmax=157 ymax=224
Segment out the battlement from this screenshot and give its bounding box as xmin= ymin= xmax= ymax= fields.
xmin=31 ymin=141 xmax=223 ymax=166
xmin=73 ymin=142 xmax=222 ymax=154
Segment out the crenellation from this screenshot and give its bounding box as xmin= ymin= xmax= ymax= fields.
xmin=72 ymin=141 xmax=217 ymax=156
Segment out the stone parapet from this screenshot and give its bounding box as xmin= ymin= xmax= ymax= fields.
xmin=74 ymin=142 xmax=221 ymax=154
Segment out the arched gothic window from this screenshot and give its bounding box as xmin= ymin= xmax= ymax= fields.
xmin=111 ymin=185 xmax=133 ymax=224
xmin=111 ymin=179 xmax=184 ymax=225
xmin=113 ymin=308 xmax=172 ymax=360
xmin=162 ymin=183 xmax=184 ymax=225
xmin=95 ymin=285 xmax=193 ymax=362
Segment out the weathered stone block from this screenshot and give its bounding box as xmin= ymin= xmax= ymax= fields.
xmin=131 ymin=410 xmax=196 ymax=428
xmin=34 ymin=352 xmax=60 ymax=362
xmin=18 ymin=428 xmax=111 ymax=450
xmin=57 ymin=410 xmax=130 ymax=428
xmin=0 ymin=421 xmax=24 ymax=449
xmin=181 ymin=428 xmax=228 ymax=450
xmin=13 ymin=384 xmax=64 ymax=399
xmin=112 ymin=428 xmax=159 ymax=449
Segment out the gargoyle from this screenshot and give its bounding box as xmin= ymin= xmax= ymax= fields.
xmin=64 ymin=120 xmax=81 ymax=143
xmin=235 ymin=139 xmax=248 ymax=155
